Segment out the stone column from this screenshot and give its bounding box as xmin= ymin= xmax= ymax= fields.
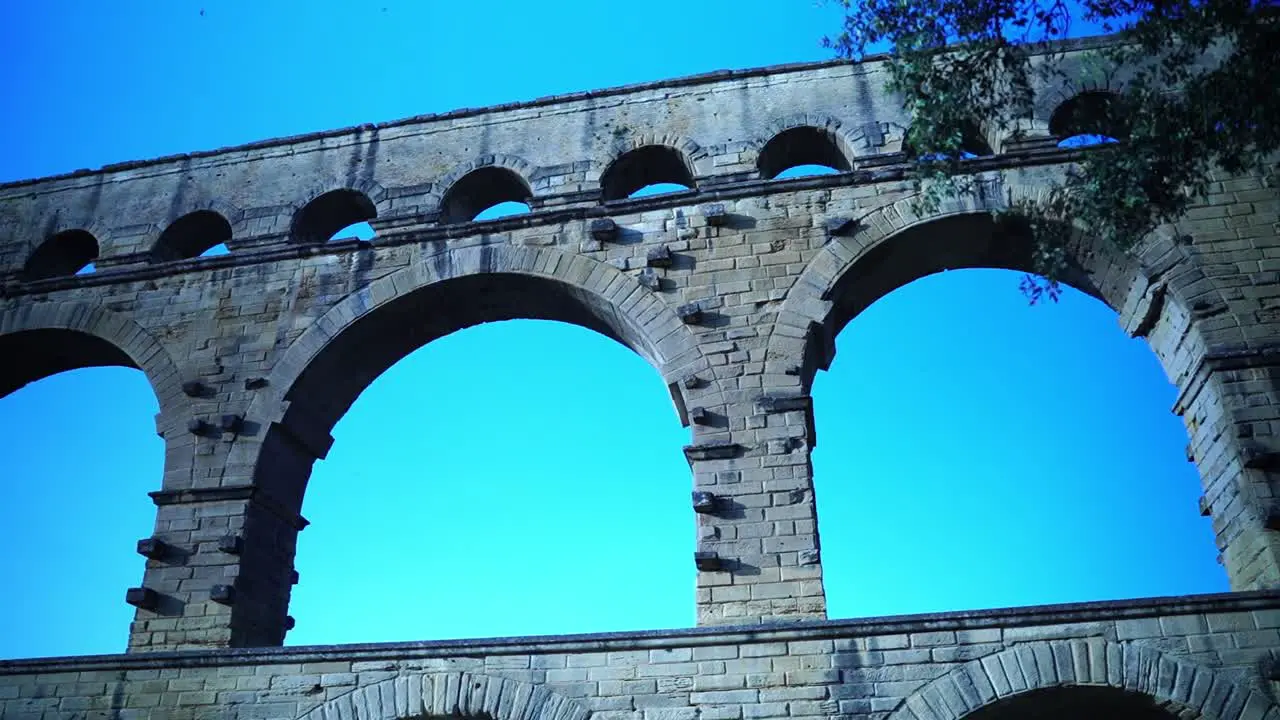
xmin=687 ymin=391 xmax=827 ymax=625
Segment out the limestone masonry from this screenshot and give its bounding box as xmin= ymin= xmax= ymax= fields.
xmin=2 ymin=33 xmax=1279 ymax=719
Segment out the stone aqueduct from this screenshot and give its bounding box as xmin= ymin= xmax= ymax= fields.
xmin=1 ymin=33 xmax=1279 ymax=719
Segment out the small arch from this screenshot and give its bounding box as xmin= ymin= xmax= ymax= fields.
xmin=758 ymin=126 xmax=853 ymax=179
xmin=1051 ymin=91 xmax=1127 ymax=147
xmin=906 ymin=120 xmax=995 ymax=162
xmin=291 ymin=189 xmax=377 ymax=244
xmin=601 ymin=145 xmax=696 ymax=201
xmin=440 ymin=166 xmax=534 ymax=223
xmin=329 ymin=221 xmax=375 ymax=242
xmin=23 ymin=229 xmax=99 ymax=280
xmin=151 ymin=210 xmax=233 ymax=263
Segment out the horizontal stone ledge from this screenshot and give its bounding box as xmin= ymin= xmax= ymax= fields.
xmin=2 ymin=590 xmax=1277 ymax=675
xmin=683 ymin=440 xmax=744 ymax=462
xmin=149 ymin=485 xmax=309 ymax=531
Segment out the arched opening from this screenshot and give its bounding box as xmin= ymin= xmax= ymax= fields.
xmin=1051 ymin=91 xmax=1127 ymax=148
xmin=291 ymin=189 xmax=377 ymax=244
xmin=440 ymin=167 xmax=534 ymax=224
xmin=906 ymin=121 xmax=994 ymax=162
xmin=601 ymin=146 xmax=696 ymax=201
xmin=151 ymin=210 xmax=233 ymax=262
xmin=0 ymin=329 xmax=163 ymax=658
xmin=758 ymin=126 xmax=852 ymax=179
xmin=329 ymin=221 xmax=376 ymax=241
xmin=255 ymin=268 xmax=694 ymax=644
xmin=287 ymin=319 xmax=691 ymax=644
xmin=23 ymin=229 xmax=99 ymax=280
xmin=809 ymin=214 xmax=1225 ymax=619
xmin=965 ymin=686 xmax=1181 ymax=720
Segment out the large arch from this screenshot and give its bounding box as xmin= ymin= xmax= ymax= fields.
xmin=883 ymin=639 xmax=1268 ymax=719
xmin=240 ymin=243 xmax=709 ymax=503
xmin=0 ymin=302 xmax=184 ymax=420
xmin=228 ymin=244 xmax=708 ymax=646
xmin=294 ymin=671 xmax=591 ymax=720
xmin=768 ymin=182 xmax=1229 ymax=393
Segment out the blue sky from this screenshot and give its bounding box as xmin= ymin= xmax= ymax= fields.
xmin=0 ymin=1 xmax=1224 ymax=659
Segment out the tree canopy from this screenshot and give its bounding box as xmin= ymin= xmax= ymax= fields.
xmin=823 ymin=0 xmax=1279 ymax=302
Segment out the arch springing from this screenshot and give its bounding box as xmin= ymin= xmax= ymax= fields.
xmin=151 ymin=211 xmax=233 ymax=262
xmin=23 ymin=229 xmax=99 ymax=280
xmin=758 ymin=126 xmax=852 ymax=179
xmin=601 ymin=145 xmax=696 ymax=200
xmin=292 ymin=189 xmax=377 ymax=244
xmin=440 ymin=166 xmax=534 ymax=223
xmin=1051 ymin=91 xmax=1127 ymax=147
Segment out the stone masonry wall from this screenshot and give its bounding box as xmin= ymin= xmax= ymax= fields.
xmin=2 ymin=594 xmax=1280 ymax=719
xmin=0 ymin=28 xmax=1278 ymax=687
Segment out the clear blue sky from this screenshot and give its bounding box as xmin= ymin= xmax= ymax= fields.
xmin=0 ymin=1 xmax=1225 ymax=660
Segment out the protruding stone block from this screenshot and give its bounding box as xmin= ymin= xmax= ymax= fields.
xmin=284 ymin=615 xmax=297 ymax=631
xmin=589 ymin=218 xmax=618 ymax=242
xmin=181 ymin=380 xmax=206 ymax=397
xmin=187 ymin=418 xmax=211 ymax=436
xmin=244 ymin=377 xmax=269 ymax=390
xmin=220 ymin=414 xmax=244 ymax=434
xmin=1244 ymin=444 xmax=1280 ymax=470
xmin=694 ymin=552 xmax=723 ymax=571
xmin=646 ymin=244 xmax=673 ymax=268
xmin=290 ymin=570 xmax=300 ymax=585
xmin=676 ymin=302 xmax=704 ymax=325
xmin=799 ymin=549 xmax=821 ymax=566
xmin=682 ymin=374 xmax=705 ymax=390
xmin=1259 ymin=654 xmax=1280 ymax=682
xmin=217 ymin=534 xmax=243 ymax=555
xmin=125 ymin=587 xmax=158 ymax=611
xmin=1198 ymin=495 xmax=1212 ymax=517
xmin=700 ymin=203 xmax=729 ymax=226
xmin=755 ymin=394 xmax=813 ymax=413
xmin=825 ymin=217 xmax=859 ymax=237
xmin=689 ymin=406 xmax=711 ymax=425
xmin=692 ymin=491 xmax=718 ymax=514
xmin=637 ymin=267 xmax=661 ymax=290
xmin=136 ymin=538 xmax=168 ymax=560
xmin=684 ymin=440 xmax=742 ymax=462
xmin=1266 ymin=505 xmax=1280 ymax=532
xmin=211 ymin=584 xmax=236 ymax=605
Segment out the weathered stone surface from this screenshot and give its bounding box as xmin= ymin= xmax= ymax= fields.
xmin=0 ymin=31 xmax=1278 ymax=719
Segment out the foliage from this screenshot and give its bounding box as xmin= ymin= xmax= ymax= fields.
xmin=822 ymin=0 xmax=1279 ymax=302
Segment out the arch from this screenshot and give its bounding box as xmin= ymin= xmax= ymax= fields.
xmin=768 ymin=182 xmax=1228 ymax=392
xmin=963 ymin=686 xmax=1183 ymax=719
xmin=241 ymin=244 xmax=708 ymax=505
xmin=23 ymin=229 xmax=99 ymax=280
xmin=600 ymin=145 xmax=698 ymax=200
xmin=291 ymin=188 xmax=378 ymax=244
xmin=440 ymin=166 xmax=535 ymax=223
xmin=151 ymin=210 xmax=234 ymax=262
xmin=0 ymin=302 xmax=184 ymax=423
xmin=1050 ymin=90 xmax=1128 ymax=146
xmin=882 ymin=639 xmax=1267 ymax=719
xmin=294 ymin=671 xmax=591 ymax=720
xmin=757 ymin=126 xmax=853 ymax=179
xmin=905 ymin=120 xmax=996 ymax=161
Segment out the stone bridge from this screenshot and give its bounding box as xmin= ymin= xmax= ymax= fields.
xmin=2 ymin=33 xmax=1279 ymax=719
